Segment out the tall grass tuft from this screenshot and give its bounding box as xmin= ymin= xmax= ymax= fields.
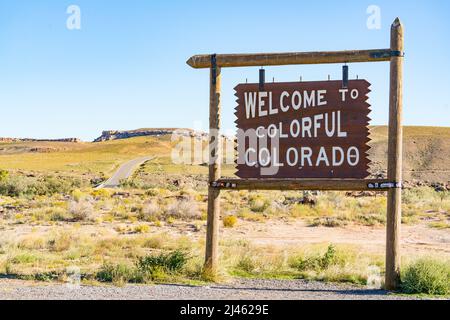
xmin=166 ymin=200 xmax=200 ymax=220
xmin=401 ymin=258 xmax=450 ymax=295
xmin=96 ymin=263 xmax=142 ymax=285
xmin=136 ymin=250 xmax=189 ymax=281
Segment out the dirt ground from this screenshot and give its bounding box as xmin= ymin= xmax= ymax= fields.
xmin=2 ymin=218 xmax=449 ymax=258
xmin=0 ymin=217 xmax=449 ymax=300
xmin=221 ymin=219 xmax=450 ymax=257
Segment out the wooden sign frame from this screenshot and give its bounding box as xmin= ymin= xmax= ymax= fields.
xmin=187 ymin=18 xmax=404 ymax=290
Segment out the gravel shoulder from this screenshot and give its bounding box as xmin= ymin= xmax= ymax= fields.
xmin=0 ymin=278 xmax=432 ymax=300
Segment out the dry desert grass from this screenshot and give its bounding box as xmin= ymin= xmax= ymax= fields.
xmin=0 ymin=126 xmax=449 ymax=295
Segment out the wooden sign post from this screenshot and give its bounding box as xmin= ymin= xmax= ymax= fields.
xmin=385 ymin=18 xmax=404 ymax=290
xmin=205 ymin=59 xmax=221 ymax=274
xmin=187 ymin=18 xmax=404 ymax=290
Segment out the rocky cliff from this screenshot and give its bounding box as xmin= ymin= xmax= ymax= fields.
xmin=93 ymin=128 xmax=207 ymax=142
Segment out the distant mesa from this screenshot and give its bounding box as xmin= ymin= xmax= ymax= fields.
xmin=0 ymin=128 xmax=216 ymax=144
xmin=93 ymin=128 xmax=206 ymax=142
xmin=0 ymin=137 xmax=80 ymax=143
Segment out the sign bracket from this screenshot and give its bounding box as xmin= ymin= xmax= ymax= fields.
xmin=367 ymin=181 xmax=402 ymax=189
xmin=259 ymin=68 xmax=265 ymax=91
xmin=370 ymin=50 xmax=404 ymax=59
xmin=211 ymin=54 xmax=217 ymax=85
xmin=342 ymin=64 xmax=349 ymax=88
xmin=211 ymin=178 xmax=400 ymax=191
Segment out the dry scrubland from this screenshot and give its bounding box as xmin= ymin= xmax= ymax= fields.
xmin=0 ymin=126 xmax=449 ymax=296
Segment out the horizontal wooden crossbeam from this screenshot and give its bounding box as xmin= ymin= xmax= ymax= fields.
xmin=213 ymin=178 xmax=394 ymax=191
xmin=186 ymin=49 xmax=394 ymax=69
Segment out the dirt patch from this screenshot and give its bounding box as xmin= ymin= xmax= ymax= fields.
xmin=221 ymin=219 xmax=450 ymax=257
xmin=2 ymin=218 xmax=449 ymax=258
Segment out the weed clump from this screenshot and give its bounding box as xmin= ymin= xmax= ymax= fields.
xmin=139 ymin=201 xmax=160 ymax=221
xmin=134 ymin=224 xmax=150 ymax=234
xmin=223 ymin=215 xmax=238 ymax=228
xmin=68 ymin=200 xmax=95 ymax=222
xmin=96 ymin=263 xmax=141 ymax=285
xmin=291 ymin=245 xmax=337 ymax=272
xmin=136 ymin=250 xmax=189 ymax=276
xmin=249 ymin=196 xmax=270 ymax=213
xmin=309 ymin=217 xmax=347 ymax=228
xmin=96 ymin=250 xmax=190 ymax=283
xmin=401 ymin=258 xmax=450 ymax=295
xmin=0 ymin=169 xmax=9 ymax=181
xmin=0 ymin=175 xmax=82 ymax=197
xmin=166 ymin=200 xmax=200 ymax=220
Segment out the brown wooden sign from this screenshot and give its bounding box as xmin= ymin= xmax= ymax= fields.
xmin=235 ymin=80 xmax=371 ymax=179
xmin=188 ymin=18 xmax=403 ymax=289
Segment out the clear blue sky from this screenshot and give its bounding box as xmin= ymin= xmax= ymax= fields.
xmin=0 ymin=0 xmax=449 ymax=141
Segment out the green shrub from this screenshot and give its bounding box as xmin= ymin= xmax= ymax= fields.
xmin=291 ymin=245 xmax=337 ymax=272
xmin=0 ymin=169 xmax=8 ymax=182
xmin=10 ymin=252 xmax=40 ymax=264
xmin=136 ymin=250 xmax=189 ymax=280
xmin=401 ymin=259 xmax=450 ymax=295
xmin=134 ymin=224 xmax=150 ymax=233
xmin=321 ymin=245 xmax=337 ymax=269
xmin=236 ymin=256 xmax=256 ymax=273
xmin=223 ymin=215 xmax=238 ymax=228
xmin=249 ymin=196 xmax=270 ymax=213
xmin=145 ymin=188 xmax=159 ymax=197
xmin=119 ymin=179 xmax=143 ymax=189
xmin=0 ymin=174 xmax=83 ymax=197
xmin=0 ymin=176 xmax=31 ymax=197
xmin=90 ymin=188 xmax=111 ymax=199
xmin=355 ymin=213 xmax=386 ymax=226
xmin=309 ymin=217 xmax=347 ymax=227
xmin=48 ymin=207 xmax=71 ymax=222
xmin=403 ymin=187 xmax=438 ymax=204
xmin=31 ymin=271 xmax=60 ymax=282
xmin=96 ymin=263 xmax=142 ymax=284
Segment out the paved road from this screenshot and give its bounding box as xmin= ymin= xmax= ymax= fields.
xmin=97 ymin=156 xmax=153 ymax=188
xmin=0 ymin=278 xmax=427 ymax=300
